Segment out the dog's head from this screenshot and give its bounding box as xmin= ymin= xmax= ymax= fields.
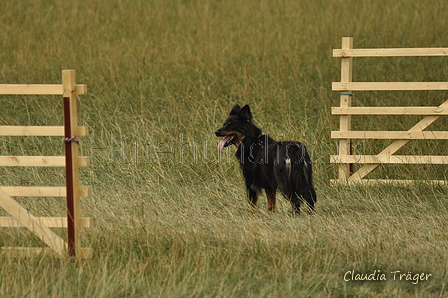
xmin=215 ymin=104 xmax=255 ymax=151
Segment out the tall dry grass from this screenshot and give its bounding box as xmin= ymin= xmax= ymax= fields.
xmin=0 ymin=0 xmax=447 ymax=297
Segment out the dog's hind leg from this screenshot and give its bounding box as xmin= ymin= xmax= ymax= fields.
xmin=266 ymin=190 xmax=276 ymax=212
xmin=303 ymin=187 xmax=317 ymax=214
xmin=247 ymin=187 xmax=260 ymax=209
xmin=288 ymin=193 xmax=301 ymax=215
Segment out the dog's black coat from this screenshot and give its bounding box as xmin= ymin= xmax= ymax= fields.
xmin=215 ymin=104 xmax=316 ymax=214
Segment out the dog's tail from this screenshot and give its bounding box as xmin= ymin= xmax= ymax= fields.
xmin=275 ymin=142 xmax=317 ymax=213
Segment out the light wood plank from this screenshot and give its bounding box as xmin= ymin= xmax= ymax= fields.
xmin=0 ymin=126 xmax=88 ymax=136
xmin=75 ymin=85 xmax=87 ymax=95
xmin=0 ymin=189 xmax=66 ymax=256
xmin=331 ymin=131 xmax=448 ymax=140
xmin=331 ymin=155 xmax=448 ymax=164
xmin=333 ymin=82 xmax=448 ymax=91
xmin=330 ymin=179 xmax=447 ymax=186
xmin=0 ymin=186 xmax=66 ymax=196
xmin=0 ymin=84 xmax=87 ymax=95
xmin=338 ymin=37 xmax=354 ymax=180
xmin=0 ymin=217 xmax=91 ymax=228
xmin=79 ymin=187 xmax=91 ymax=198
xmin=0 ymin=186 xmax=91 ymax=197
xmin=331 ymin=106 xmax=447 ymax=115
xmin=1 ymin=247 xmax=93 ymax=259
xmin=333 ymin=48 xmax=448 ymax=58
xmin=0 ymin=156 xmax=90 ymax=167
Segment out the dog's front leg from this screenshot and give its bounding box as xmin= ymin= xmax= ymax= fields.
xmin=247 ymin=188 xmax=259 ymax=208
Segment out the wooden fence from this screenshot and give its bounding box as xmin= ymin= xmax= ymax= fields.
xmin=331 ymin=37 xmax=448 ymax=185
xmin=0 ymin=70 xmax=92 ymax=259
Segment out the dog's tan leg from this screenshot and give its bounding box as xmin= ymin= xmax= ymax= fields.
xmin=266 ymin=191 xmax=276 ymax=212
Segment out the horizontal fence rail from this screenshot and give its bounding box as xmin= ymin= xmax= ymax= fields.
xmin=331 ymin=131 xmax=448 ymax=140
xmin=333 ymin=82 xmax=448 ymax=91
xmin=0 ymin=186 xmax=90 ymax=197
xmin=0 ymin=217 xmax=92 ymax=228
xmin=0 ymin=156 xmax=90 ymax=167
xmin=332 ymin=107 xmax=448 ymax=115
xmin=0 ymin=126 xmax=88 ymax=136
xmin=0 ymin=84 xmax=87 ymax=95
xmin=331 ymin=155 xmax=448 ymax=164
xmin=333 ymin=47 xmax=448 ymax=57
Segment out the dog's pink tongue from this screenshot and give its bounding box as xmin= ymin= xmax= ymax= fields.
xmin=218 ymin=136 xmax=232 ymax=151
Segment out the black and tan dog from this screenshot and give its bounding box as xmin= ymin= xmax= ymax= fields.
xmin=215 ymin=104 xmax=316 ymax=214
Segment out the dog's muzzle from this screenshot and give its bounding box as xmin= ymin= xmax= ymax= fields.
xmin=215 ymin=129 xmax=235 ymax=151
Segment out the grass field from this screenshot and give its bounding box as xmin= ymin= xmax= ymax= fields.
xmin=1 ymin=0 xmax=448 ymax=297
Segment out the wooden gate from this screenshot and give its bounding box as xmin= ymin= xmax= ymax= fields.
xmin=331 ymin=37 xmax=448 ymax=185
xmin=0 ymin=70 xmax=92 ymax=259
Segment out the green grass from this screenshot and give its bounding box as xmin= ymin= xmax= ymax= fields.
xmin=1 ymin=0 xmax=448 ymax=297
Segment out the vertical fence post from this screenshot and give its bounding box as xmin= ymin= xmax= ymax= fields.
xmin=338 ymin=37 xmax=354 ymax=180
xmin=62 ymin=70 xmax=81 ymax=260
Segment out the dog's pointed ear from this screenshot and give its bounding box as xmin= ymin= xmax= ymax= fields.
xmin=230 ymin=104 xmax=241 ymax=116
xmin=239 ymin=105 xmax=252 ymax=122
